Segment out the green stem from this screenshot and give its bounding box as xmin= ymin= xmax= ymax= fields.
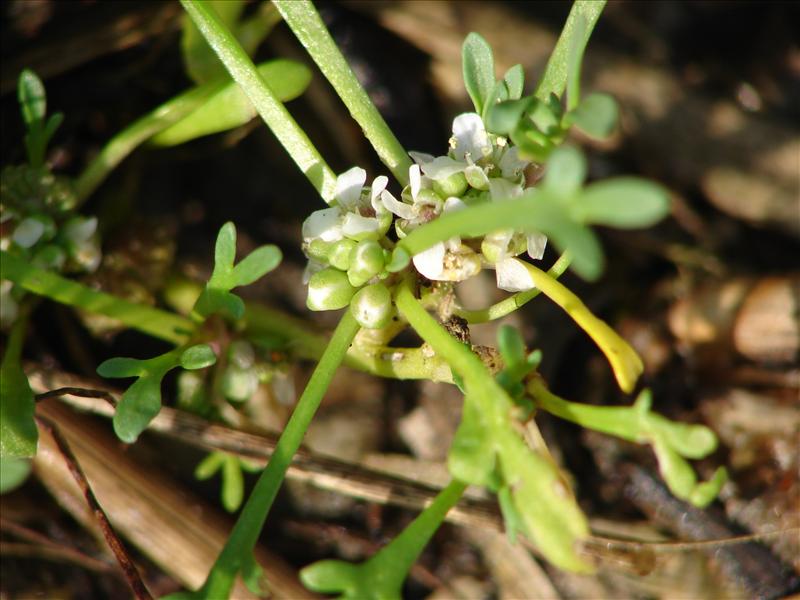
xmin=455 ymin=253 xmax=571 ymax=323
xmin=74 ymin=85 xmax=214 ymax=203
xmin=534 ymin=0 xmax=606 ymax=101
xmin=181 ymin=0 xmax=337 ymax=201
xmin=1 ymin=251 xmax=193 ymax=345
xmin=196 ymin=310 xmax=360 ymax=599
xmin=275 ymin=0 xmax=412 ymax=186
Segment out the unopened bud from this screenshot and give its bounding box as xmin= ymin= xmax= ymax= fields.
xmin=347 ymin=240 xmax=385 ymax=287
xmin=432 ymin=172 xmax=468 ymax=199
xmin=328 ymin=239 xmax=357 ymax=270
xmin=307 ymin=267 xmax=357 ymax=311
xmin=350 ymin=283 xmax=393 ymax=329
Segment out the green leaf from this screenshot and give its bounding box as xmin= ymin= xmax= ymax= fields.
xmin=211 ymin=222 xmax=237 ymax=286
xmin=497 ymin=485 xmax=524 ymax=543
xmin=503 ymin=64 xmax=525 ymax=100
xmin=566 ymin=15 xmax=588 ymax=111
xmin=151 ymin=60 xmax=312 ymax=146
xmin=0 ymin=457 xmax=32 ymax=493
xmin=182 ymin=0 xmax=247 ymax=84
xmin=113 ymin=375 xmax=164 ymax=443
xmin=241 ymin=553 xmax=266 ymax=596
xmin=462 ymin=32 xmax=495 ymax=115
xmin=18 ymin=69 xmax=46 ymax=126
xmin=97 ymin=356 xmax=146 ymax=378
xmin=485 ymin=97 xmax=533 ymax=136
xmin=0 ymin=318 xmax=37 ymax=459
xmin=221 ymin=454 xmax=245 ymax=512
xmin=542 ymin=145 xmax=587 ymax=199
xmin=569 ymin=92 xmax=618 ymax=139
xmin=180 ymin=344 xmax=217 ymax=370
xmin=231 ymin=245 xmax=282 ymax=287
xmin=102 ymin=351 xmax=182 ymax=443
xmin=497 ymin=325 xmax=526 ymax=370
xmin=575 ymin=178 xmax=670 ymax=228
xmin=194 ymin=288 xmax=246 ymax=320
xmin=195 ymin=452 xmax=225 ymax=480
xmin=386 ymin=247 xmax=410 ymax=273
xmin=448 ymin=396 xmax=496 ymax=486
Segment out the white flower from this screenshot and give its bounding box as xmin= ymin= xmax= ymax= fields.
xmin=302 ymin=167 xmax=391 ymax=246
xmin=382 ymin=164 xmax=444 ymax=235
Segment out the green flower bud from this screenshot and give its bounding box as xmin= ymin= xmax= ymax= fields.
xmin=350 ymin=283 xmax=393 ymax=329
xmin=221 ymin=365 xmax=259 ymax=402
xmin=307 ymin=267 xmax=357 ymax=311
xmin=464 ymin=164 xmax=490 ymax=190
xmin=306 ymin=238 xmax=333 ymax=262
xmin=227 ymin=340 xmax=255 ymax=369
xmin=329 ymin=239 xmax=357 ymax=270
xmin=433 ymin=172 xmax=468 ymax=199
xmin=347 ymin=240 xmax=385 ymax=287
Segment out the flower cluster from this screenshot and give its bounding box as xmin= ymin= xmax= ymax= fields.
xmin=1 ymin=165 xmax=102 ymax=327
xmin=301 ymin=112 xmax=549 ymax=323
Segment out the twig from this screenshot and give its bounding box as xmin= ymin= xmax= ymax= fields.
xmin=35 ymin=415 xmax=153 ymax=600
xmin=35 ymin=387 xmax=117 ymax=407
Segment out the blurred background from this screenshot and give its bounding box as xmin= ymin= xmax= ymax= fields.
xmin=1 ymin=1 xmax=798 ymax=598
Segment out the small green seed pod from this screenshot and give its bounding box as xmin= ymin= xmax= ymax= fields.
xmin=350 ymin=283 xmax=393 ymax=329
xmin=433 ymin=172 xmax=468 ymax=199
xmin=307 ymin=267 xmax=357 ymax=311
xmin=347 ymin=239 xmax=385 ymax=287
xmin=328 ymin=238 xmax=357 ymax=270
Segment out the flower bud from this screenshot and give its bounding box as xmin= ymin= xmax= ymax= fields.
xmin=328 ymin=239 xmax=357 ymax=270
xmin=350 ymin=283 xmax=393 ymax=329
xmin=464 ymin=164 xmax=490 ymax=191
xmin=32 ymin=244 xmax=66 ymax=271
xmin=305 ymin=238 xmax=333 ymax=262
xmin=432 ymin=172 xmax=468 ymax=199
xmin=347 ymin=240 xmax=385 ymax=287
xmin=307 ymin=267 xmax=357 ymax=311
xmin=12 ymin=215 xmax=54 ymax=248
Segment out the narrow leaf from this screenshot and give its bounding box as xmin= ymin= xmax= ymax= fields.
xmin=151 ymin=60 xmax=312 ymax=146
xmin=221 ymin=454 xmax=244 ymax=512
xmin=503 ymin=64 xmax=525 ymax=100
xmin=211 ymin=222 xmax=237 ymax=287
xmin=575 ymin=178 xmax=670 ymax=228
xmin=231 ymin=245 xmax=282 ymax=287
xmin=18 ymin=69 xmax=46 ymax=126
xmin=542 ymin=145 xmax=587 ymax=199
xmin=462 ymin=32 xmax=495 ymax=115
xmin=97 ymin=357 xmax=146 ymax=378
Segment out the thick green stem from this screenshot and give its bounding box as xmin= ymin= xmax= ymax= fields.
xmin=196 ymin=310 xmax=360 ymax=599
xmin=275 ymin=0 xmax=412 ymax=186
xmin=1 ymin=251 xmax=192 ymax=345
xmin=455 ymin=253 xmax=571 ymax=323
xmin=181 ymin=0 xmax=337 ymax=201
xmin=534 ymin=0 xmax=606 ymax=101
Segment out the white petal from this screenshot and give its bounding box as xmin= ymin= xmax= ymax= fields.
xmin=370 ymin=175 xmax=388 ymax=210
xmin=381 ymin=189 xmax=415 ymax=220
xmin=526 ymin=232 xmax=548 ymax=260
xmin=452 ymin=113 xmax=491 ymax=161
xmin=342 ymin=213 xmax=381 ymax=238
xmin=335 ymin=167 xmax=367 ymax=209
xmin=498 ymin=146 xmax=528 ymax=179
xmin=412 ymin=242 xmax=446 ymax=280
xmin=495 ymin=257 xmax=535 ymax=292
xmin=409 ymin=164 xmax=422 ymax=200
xmin=409 ymin=151 xmax=435 ymax=166
xmin=488 ymin=178 xmax=523 ymax=202
xmin=419 ymin=156 xmax=465 ymax=181
xmin=302 ymin=207 xmax=343 ymax=242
